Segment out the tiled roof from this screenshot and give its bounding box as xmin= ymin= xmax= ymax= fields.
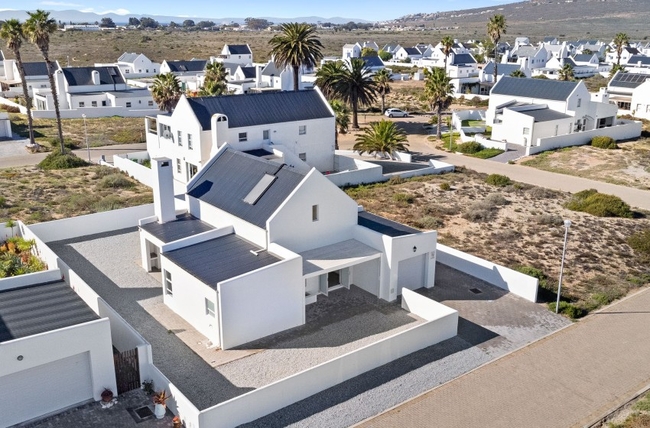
xmin=61 ymin=66 xmax=125 ymax=86
xmin=492 ymin=76 xmax=578 ymax=101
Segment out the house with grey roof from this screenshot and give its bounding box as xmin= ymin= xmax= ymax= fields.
xmin=532 ymin=55 xmax=608 ymax=80
xmin=0 ymin=55 xmax=54 ymax=96
xmin=215 ymin=44 xmax=253 ymax=65
xmin=478 ymin=61 xmax=530 ymax=90
xmin=95 ymin=52 xmax=161 ymax=78
xmin=394 ymin=46 xmax=423 ymax=62
xmin=624 ymin=55 xmax=650 ymax=71
xmin=139 ymin=146 xmax=438 ymax=349
xmin=607 ymin=71 xmax=650 ymax=118
xmin=504 ymin=44 xmax=548 ymax=69
xmin=606 ymin=46 xmax=641 ymax=65
xmin=487 ymin=77 xmax=626 ymax=151
xmin=145 ymin=88 xmax=335 ymax=183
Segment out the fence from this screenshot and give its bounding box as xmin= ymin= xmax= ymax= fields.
xmin=113 ymin=153 xmax=153 ymax=188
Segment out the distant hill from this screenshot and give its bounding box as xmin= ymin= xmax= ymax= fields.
xmin=392 ymin=0 xmax=650 ymax=41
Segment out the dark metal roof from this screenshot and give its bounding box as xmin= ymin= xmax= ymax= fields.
xmin=0 ymin=281 xmax=99 ymax=342
xmin=358 ymin=211 xmax=421 ymax=236
xmin=491 ymin=77 xmax=578 ymax=101
xmin=141 ymin=213 xmax=214 ymax=243
xmin=187 ymin=148 xmax=306 ymax=229
xmin=165 ymin=60 xmax=207 ymax=73
xmin=609 ymin=71 xmax=650 ymax=89
xmin=239 ymin=66 xmax=256 ymax=79
xmin=483 ymin=62 xmax=522 ymax=76
xmin=118 ymin=52 xmax=140 ymax=63
xmin=451 ymin=53 xmax=476 ymax=65
xmin=164 ymin=234 xmax=281 ymax=289
xmin=572 ymin=54 xmax=594 ymax=62
xmin=627 ymin=55 xmax=650 ymax=65
xmin=185 ymin=89 xmax=333 ymax=130
xmin=403 ymin=47 xmax=421 ymax=55
xmin=243 ymin=148 xmax=273 ymax=157
xmin=22 ymin=62 xmax=49 ymax=76
xmin=226 ymin=44 xmax=252 ymax=55
xmin=516 ymin=107 xmax=572 ymax=122
xmin=361 ymin=56 xmax=384 ymax=68
xmin=62 ymin=66 xmax=125 ymax=86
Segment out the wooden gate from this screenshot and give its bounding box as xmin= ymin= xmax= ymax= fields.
xmin=114 ymin=348 xmax=141 ymax=394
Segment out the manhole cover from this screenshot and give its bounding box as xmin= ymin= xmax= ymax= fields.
xmin=469 ymin=288 xmax=483 ymax=294
xmin=128 ymin=406 xmax=155 ymax=423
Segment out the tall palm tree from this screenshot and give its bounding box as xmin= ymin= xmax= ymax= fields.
xmin=423 ymin=67 xmax=455 ymax=139
xmin=510 ymin=69 xmax=526 ymax=78
xmin=151 ymin=73 xmax=182 ymax=113
xmin=441 ymin=35 xmax=455 ymax=72
xmin=23 ymin=10 xmax=64 ymax=152
xmin=353 ymin=120 xmax=408 ymax=158
xmin=317 ymin=58 xmax=377 ymax=129
xmin=373 ymin=68 xmax=391 ymax=113
xmin=269 ymin=23 xmax=323 ymax=91
xmin=613 ymin=32 xmax=629 ymax=67
xmin=487 ymin=14 xmax=507 ymax=83
xmin=329 ymin=99 xmax=350 ymax=150
xmin=200 ymin=62 xmax=227 ymax=96
xmin=315 ymin=60 xmax=346 ymax=99
xmin=0 ymin=19 xmax=35 ymax=146
xmin=558 ymin=63 xmax=574 ymax=81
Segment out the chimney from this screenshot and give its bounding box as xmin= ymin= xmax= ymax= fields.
xmin=152 ymin=158 xmax=176 ymax=224
xmin=210 ymin=114 xmax=229 ymax=151
xmin=91 ymin=70 xmax=100 ymax=85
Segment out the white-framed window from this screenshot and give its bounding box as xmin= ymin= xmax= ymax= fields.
xmin=188 ymin=133 xmax=193 ymax=150
xmin=523 ymin=127 xmax=530 ymax=135
xmin=125 ymin=69 xmax=130 ymax=74
xmin=177 ymin=131 xmax=182 ymax=146
xmin=263 ymin=129 xmax=270 ymax=140
xmin=91 ymin=101 xmax=97 ymax=107
xmin=148 ymin=100 xmax=153 ymax=106
xmin=205 ymin=298 xmax=215 ymax=317
xmin=238 ymin=132 xmax=247 ymax=142
xmin=312 ymin=204 xmax=319 ymax=222
xmin=164 ymin=270 xmax=173 ymax=296
xmin=126 ymin=102 xmax=132 ymax=108
xmin=299 ymin=153 xmax=307 ymax=161
xmin=160 ymin=124 xmax=171 ymax=138
xmin=79 ymin=102 xmax=85 ymax=107
xmin=299 ymin=125 xmax=307 ymax=135
xmin=176 ymin=158 xmax=181 ymax=173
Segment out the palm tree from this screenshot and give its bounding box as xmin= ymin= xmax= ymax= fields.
xmin=613 ymin=33 xmax=629 ymax=67
xmin=558 ymin=63 xmax=574 ymax=81
xmin=0 ymin=19 xmax=35 ymax=146
xmin=510 ymin=69 xmax=526 ymax=78
xmin=423 ymin=67 xmax=455 ymax=139
xmin=200 ymin=62 xmax=227 ymax=96
xmin=353 ymin=119 xmax=408 ymax=158
xmin=329 ymin=99 xmax=350 ymax=150
xmin=487 ymin=14 xmax=507 ymax=83
xmin=441 ymin=35 xmax=455 ymax=72
xmin=315 ymin=60 xmax=346 ymax=99
xmin=316 ymin=58 xmax=377 ymax=129
xmin=23 ymin=10 xmax=64 ymax=152
xmin=269 ymin=23 xmax=323 ymax=91
xmin=151 ymin=73 xmax=182 ymax=113
xmin=373 ymin=68 xmax=391 ymax=113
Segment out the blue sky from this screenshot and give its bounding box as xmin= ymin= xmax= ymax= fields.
xmin=4 ymin=0 xmax=505 ymax=21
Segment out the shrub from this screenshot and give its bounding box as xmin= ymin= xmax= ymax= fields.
xmin=388 ymin=176 xmax=405 ymax=185
xmin=484 ymin=193 xmax=508 ymax=206
xmin=93 ymin=166 xmax=117 ymax=179
xmin=0 ymin=105 xmax=20 ymax=113
xmin=485 ymin=174 xmax=512 ymax=187
xmin=516 ymin=266 xmax=548 ymax=288
xmin=0 ymin=196 xmax=5 ymax=208
xmin=457 ymin=141 xmax=483 ymax=154
xmin=536 ymin=214 xmax=564 ymax=226
xmin=627 ymin=228 xmax=650 ymax=259
xmin=590 ymin=136 xmax=618 ymax=149
xmin=548 ymin=301 xmax=585 ymax=319
xmin=415 ymin=216 xmax=444 ymax=229
xmin=38 ymin=151 xmax=89 ymax=170
xmin=100 ymin=173 xmax=135 ymax=189
xmin=439 ymin=182 xmax=451 ymax=191
xmin=470 ymin=148 xmax=504 ymax=159
xmin=565 ymin=189 xmax=632 ymax=218
xmin=93 ymin=195 xmax=124 ymax=212
xmin=46 ymin=137 xmax=78 ymax=150
xmin=393 ymin=193 xmax=414 ymax=204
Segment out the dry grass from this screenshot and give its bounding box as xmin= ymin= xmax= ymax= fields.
xmin=0 ymin=165 xmax=153 ymax=224
xmin=345 ymin=169 xmax=650 ymax=314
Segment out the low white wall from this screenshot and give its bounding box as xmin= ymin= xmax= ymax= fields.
xmin=386 ymin=159 xmax=455 ymax=179
xmin=26 ymin=204 xmax=154 ymax=242
xmin=0 ymin=96 xmax=27 ymax=114
xmin=436 ymin=244 xmax=538 ymax=302
xmin=114 ymin=154 xmax=153 ymax=188
xmin=198 ymin=291 xmax=458 ymax=428
xmin=31 ymin=107 xmax=159 ymax=119
xmin=328 ymin=154 xmax=385 ymax=187
xmin=527 ymin=120 xmax=643 ymax=155
xmin=0 ymin=269 xmax=61 ymax=292
xmin=476 ymin=135 xmax=507 ymax=150
xmin=394 ymin=151 xmax=412 ymax=162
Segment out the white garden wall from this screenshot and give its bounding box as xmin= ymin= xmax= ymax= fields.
xmin=113 ymin=154 xmax=154 ymax=187
xmin=0 ymin=269 xmax=61 ymax=292
xmin=436 ymin=244 xmax=538 ymax=302
xmin=328 ymin=154 xmax=385 ymax=187
xmin=31 ymin=107 xmax=159 ymax=119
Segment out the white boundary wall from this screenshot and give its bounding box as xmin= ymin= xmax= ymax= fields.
xmin=113 ymin=153 xmax=154 ymax=188
xmin=0 ymin=269 xmax=62 ymax=291
xmin=198 ymin=289 xmax=458 ymax=428
xmin=436 ymin=244 xmax=538 ymax=302
xmin=31 ymin=107 xmax=159 ymax=119
xmin=328 ymin=154 xmax=385 ymax=186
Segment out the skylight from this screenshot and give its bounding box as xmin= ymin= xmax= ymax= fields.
xmin=243 ymin=174 xmax=277 ymax=205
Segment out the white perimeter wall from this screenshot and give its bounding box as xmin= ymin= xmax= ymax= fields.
xmin=198 ymin=289 xmax=458 ymax=428
xmin=436 ymin=243 xmax=538 ymax=302
xmin=328 ymin=154 xmax=385 ymax=187
xmin=31 ymin=107 xmax=159 ymax=119
xmin=0 ymin=269 xmax=61 ymax=292
xmin=113 ymin=153 xmax=153 ymax=187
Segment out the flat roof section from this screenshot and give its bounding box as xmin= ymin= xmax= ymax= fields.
xmin=515 ymin=107 xmax=572 ymax=122
xmin=300 ymin=239 xmax=381 ymax=276
xmin=164 ymin=234 xmax=281 ymax=289
xmin=141 ymin=213 xmax=214 ymax=244
xmin=358 ymin=211 xmax=421 ymax=237
xmin=0 ymin=281 xmax=99 ymax=342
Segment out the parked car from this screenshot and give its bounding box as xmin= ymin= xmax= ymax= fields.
xmin=384 ymin=108 xmax=408 ymax=118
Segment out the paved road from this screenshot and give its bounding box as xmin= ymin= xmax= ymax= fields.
xmin=360 ymin=287 xmax=650 ymax=428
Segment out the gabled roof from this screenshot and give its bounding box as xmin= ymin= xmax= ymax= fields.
xmin=0 ymin=281 xmax=99 ymax=342
xmin=226 ymin=44 xmax=252 ymax=55
xmin=343 ymin=44 xmax=357 ymax=49
xmin=483 ymin=62 xmax=522 ymax=76
xmin=22 ymin=62 xmax=49 ymax=76
xmin=627 ymin=55 xmax=650 ymax=65
xmin=608 ymin=71 xmax=650 ymax=89
xmin=512 ymin=45 xmax=539 ymax=58
xmin=61 ymin=66 xmax=125 ymax=86
xmin=572 ymin=54 xmax=594 ymax=62
xmin=185 ymin=89 xmax=333 ymax=130
xmin=165 ymin=60 xmax=207 ymax=73
xmin=187 ymin=148 xmax=306 ymax=229
xmin=403 ymin=47 xmax=421 ymax=55
xmin=492 ymin=76 xmax=579 ymax=101
xmin=238 ymin=66 xmax=256 ymax=79
xmin=118 ymin=52 xmax=141 ymax=63
xmin=361 ymin=56 xmax=384 ymax=68
xmin=624 ymin=47 xmax=640 ymax=55
xmin=543 ymin=37 xmax=558 ymax=43
xmin=562 ymin=58 xmax=577 ymax=68
xmin=261 ymin=61 xmax=282 ymax=76
xmin=451 ymin=53 xmax=476 ymax=65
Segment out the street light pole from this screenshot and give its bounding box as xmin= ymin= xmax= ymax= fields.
xmin=82 ymin=114 xmax=90 ymax=163
xmin=556 ymin=219 xmax=572 ymax=314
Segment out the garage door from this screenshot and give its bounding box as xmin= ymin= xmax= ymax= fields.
xmin=397 ymin=254 xmax=426 ymax=293
xmin=0 ymin=352 xmax=93 ymax=427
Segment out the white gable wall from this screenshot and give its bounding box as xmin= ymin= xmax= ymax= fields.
xmin=631 ymin=80 xmax=650 ymax=119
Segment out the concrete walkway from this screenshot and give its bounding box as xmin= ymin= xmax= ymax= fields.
xmin=360 ymin=287 xmax=650 ymax=428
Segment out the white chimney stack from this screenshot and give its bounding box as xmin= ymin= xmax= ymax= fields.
xmin=152 ymin=157 xmax=176 ymax=224
xmin=91 ymin=70 xmax=100 ymax=85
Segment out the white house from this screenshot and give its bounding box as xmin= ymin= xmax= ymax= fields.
xmin=532 ymin=57 xmax=605 ymax=80
xmin=606 ymin=46 xmax=641 ymax=65
xmin=159 ymin=59 xmax=208 ymax=92
xmin=624 ymin=55 xmax=650 ymax=71
xmin=487 ymin=77 xmax=623 ymax=149
xmin=0 ymin=278 xmax=117 ymax=427
xmin=0 ymin=59 xmax=52 ymax=96
xmin=504 ymin=44 xmax=548 ymax=69
xmin=145 ymin=89 xmax=335 ymax=183
xmin=138 ymin=147 xmax=437 ymax=349
xmin=215 ymin=44 xmax=253 ymax=65
xmin=607 ymin=70 xmax=650 ymax=116
xmin=394 ymin=47 xmax=422 ymax=62
xmin=95 ymin=52 xmax=161 ymax=78
xmin=478 ymin=62 xmax=529 ymax=93
xmin=342 ymin=43 xmax=362 ymax=59
xmin=631 ymin=79 xmax=650 ymax=120
xmin=447 ymin=53 xmax=480 ymax=94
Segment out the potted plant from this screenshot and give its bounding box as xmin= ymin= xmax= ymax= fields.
xmin=153 ymin=390 xmax=169 ymax=419
xmin=100 ymin=388 xmax=114 ymax=403
xmin=172 ymin=416 xmax=182 ymax=428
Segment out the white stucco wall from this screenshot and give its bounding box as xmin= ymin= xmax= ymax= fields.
xmin=631 ymin=81 xmax=650 ymax=120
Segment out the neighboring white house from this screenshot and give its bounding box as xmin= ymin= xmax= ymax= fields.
xmin=394 ymin=47 xmax=422 ymax=62
xmin=95 ymin=52 xmax=161 ymax=78
xmin=139 ymin=147 xmax=438 ymax=349
xmin=532 ymin=57 xmax=606 ymax=79
xmin=0 ymin=59 xmax=52 ymax=96
xmin=342 ymin=43 xmax=362 ymax=59
xmin=504 ymin=44 xmax=548 ymax=69
xmin=606 ymin=46 xmax=641 ymax=65
xmin=607 ymin=70 xmax=650 ymax=116
xmin=0 ymin=277 xmax=117 ymax=427
xmin=145 ymin=89 xmax=335 ymax=183
xmin=160 ymin=59 xmax=208 ymax=92
xmin=447 ymin=53 xmax=480 ymax=94
xmin=487 ymin=77 xmax=627 ymax=149
xmin=478 ymin=62 xmax=529 ymax=93
xmin=624 ymin=55 xmax=650 ymax=71
xmin=215 ymin=44 xmax=253 ymax=65
xmin=63 ymin=24 xmax=100 ymax=31
xmin=631 ymin=79 xmax=650 ymax=120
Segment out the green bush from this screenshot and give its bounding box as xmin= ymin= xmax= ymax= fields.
xmin=548 ymin=301 xmax=585 ymax=319
xmin=38 ymin=151 xmax=89 ymax=170
xmin=516 ymin=266 xmax=549 ymax=288
xmin=470 ymin=148 xmax=504 ymax=159
xmin=485 ymin=174 xmax=512 ymax=187
xmin=457 ymin=141 xmax=483 ymax=154
xmin=590 ymin=136 xmax=618 ymax=149
xmin=46 ymin=137 xmax=78 ymax=150
xmin=93 ymin=195 xmax=125 ymax=212
xmin=484 ymin=193 xmax=508 ymax=206
xmin=565 ymin=189 xmax=633 ymax=218
xmin=0 ymin=196 xmax=5 ymax=208
xmin=100 ymin=173 xmax=135 ymax=189
xmin=439 ymin=182 xmax=451 ymax=191
xmin=415 ymin=216 xmax=444 ymax=229
xmin=393 ymin=193 xmax=414 ymax=204
xmin=627 ymin=228 xmax=650 ymax=259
